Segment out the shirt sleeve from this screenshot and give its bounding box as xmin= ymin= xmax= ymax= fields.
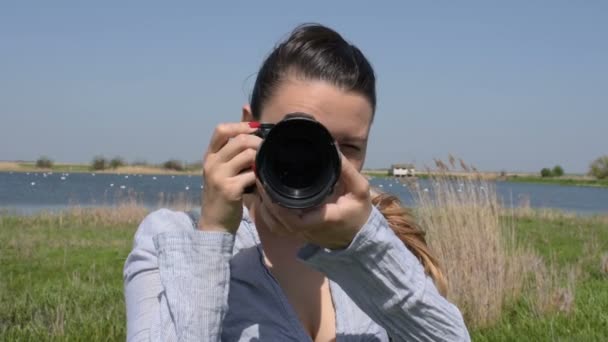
xmin=297 ymin=206 xmax=471 ymax=342
xmin=123 ymin=208 xmax=235 ymax=341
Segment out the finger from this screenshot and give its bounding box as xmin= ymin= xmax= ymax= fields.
xmin=231 ymin=170 xmax=257 ymax=193
xmin=339 ymin=154 xmax=369 ymax=198
xmin=223 ymin=148 xmax=257 ymax=175
xmin=297 ymin=202 xmax=341 ymax=228
xmin=216 ymin=133 xmax=262 ymax=163
xmin=258 ymin=199 xmax=293 ymax=236
xmin=208 ymin=122 xmax=258 ymax=154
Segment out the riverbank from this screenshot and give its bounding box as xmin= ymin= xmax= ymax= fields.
xmin=3 ymin=162 xmax=607 ymax=188
xmin=0 ymin=161 xmax=201 ymax=175
xmin=361 ymin=168 xmax=608 ymax=188
xmin=505 ymin=175 xmax=608 ymax=188
xmin=1 ymin=206 xmax=606 ymax=340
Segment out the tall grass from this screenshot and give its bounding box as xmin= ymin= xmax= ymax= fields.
xmin=409 ymin=158 xmax=577 ymax=328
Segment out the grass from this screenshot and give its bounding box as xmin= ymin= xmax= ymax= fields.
xmin=1 ymin=204 xmax=607 ymax=340
xmin=0 ymin=207 xmax=142 ymax=341
xmin=470 ymin=214 xmax=608 ymax=341
xmin=408 ymin=157 xmax=608 ymax=339
xmin=362 ymin=169 xmax=391 ymax=178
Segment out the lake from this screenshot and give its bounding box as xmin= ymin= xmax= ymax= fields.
xmin=1 ymin=171 xmax=607 ymax=215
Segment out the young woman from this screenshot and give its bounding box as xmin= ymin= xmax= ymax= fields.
xmin=124 ymin=24 xmax=470 ymax=341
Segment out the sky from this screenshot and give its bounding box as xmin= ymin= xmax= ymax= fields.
xmin=1 ymin=1 xmax=606 ymax=173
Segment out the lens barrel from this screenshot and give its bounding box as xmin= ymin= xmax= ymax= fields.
xmin=255 ymin=113 xmax=341 ymax=209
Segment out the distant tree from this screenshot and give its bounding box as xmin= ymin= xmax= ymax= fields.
xmin=185 ymin=160 xmax=203 ymax=172
xmin=163 ymin=159 xmax=184 ymax=171
xmin=552 ymin=165 xmax=564 ymax=177
xmin=92 ymin=156 xmax=107 ymax=170
xmin=589 ymin=156 xmax=608 ymax=179
xmin=131 ymin=159 xmax=148 ymax=167
xmin=110 ymin=157 xmax=126 ymax=169
xmin=540 ymin=168 xmax=552 ymax=178
xmin=35 ymin=156 xmax=53 ymax=169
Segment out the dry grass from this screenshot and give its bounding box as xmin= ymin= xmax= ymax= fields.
xmin=98 ymin=165 xmax=200 ymax=175
xmin=601 ymin=253 xmax=608 ymax=276
xmin=0 ymin=195 xmax=196 ymax=230
xmin=0 ymin=162 xmax=23 ymax=171
xmin=530 ymin=258 xmax=579 ymax=315
xmin=0 ymin=161 xmax=202 ymax=175
xmin=409 ymin=158 xmax=580 ymax=328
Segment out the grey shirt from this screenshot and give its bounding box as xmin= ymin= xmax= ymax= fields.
xmin=123 ymin=206 xmax=470 ymax=341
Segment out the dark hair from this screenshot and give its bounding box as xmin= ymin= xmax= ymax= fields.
xmin=250 ymin=23 xmax=376 ymax=120
xmin=251 ymin=24 xmax=448 ymax=296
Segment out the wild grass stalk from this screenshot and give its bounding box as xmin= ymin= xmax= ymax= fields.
xmin=408 ymin=158 xmax=580 ymax=328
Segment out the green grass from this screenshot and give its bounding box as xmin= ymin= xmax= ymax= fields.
xmin=0 ymin=214 xmax=134 ymax=341
xmin=362 ymin=170 xmax=391 ymax=178
xmin=471 ymin=215 xmax=608 ymax=340
xmin=506 ymin=175 xmax=608 ymax=188
xmin=1 ymin=211 xmax=606 ymax=340
xmin=473 ymin=278 xmax=608 ymax=341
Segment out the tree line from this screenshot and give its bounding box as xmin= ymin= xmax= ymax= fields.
xmin=537 ymin=156 xmax=608 ymax=179
xmin=33 ymin=155 xmax=608 ymax=179
xmin=35 ymin=156 xmax=200 ymax=172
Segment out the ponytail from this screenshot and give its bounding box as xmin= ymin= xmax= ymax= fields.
xmin=371 ymin=191 xmax=448 ymax=297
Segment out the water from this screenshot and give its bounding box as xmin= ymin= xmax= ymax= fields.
xmin=1 ymin=171 xmax=607 ymax=215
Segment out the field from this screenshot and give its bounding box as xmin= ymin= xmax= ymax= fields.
xmin=1 ymin=204 xmax=606 ymax=340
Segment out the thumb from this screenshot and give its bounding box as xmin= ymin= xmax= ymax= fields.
xmin=339 ymin=154 xmax=369 ymax=198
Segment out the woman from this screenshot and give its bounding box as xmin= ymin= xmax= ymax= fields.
xmin=124 ymin=24 xmax=470 ymax=341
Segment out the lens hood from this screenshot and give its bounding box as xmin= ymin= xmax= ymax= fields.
xmin=255 ymin=113 xmax=341 ymax=209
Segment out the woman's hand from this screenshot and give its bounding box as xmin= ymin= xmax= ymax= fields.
xmin=257 ymin=154 xmax=373 ymax=249
xmin=199 ymin=122 xmax=262 ymax=234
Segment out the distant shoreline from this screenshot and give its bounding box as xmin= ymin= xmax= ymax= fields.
xmin=0 ymin=161 xmax=200 ymax=176
xmin=361 ymin=169 xmax=608 ymax=188
xmin=2 ymin=162 xmax=606 ymax=188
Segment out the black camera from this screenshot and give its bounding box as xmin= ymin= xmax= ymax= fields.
xmin=247 ymin=113 xmax=341 ymax=209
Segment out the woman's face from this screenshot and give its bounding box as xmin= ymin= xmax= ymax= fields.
xmin=252 ymin=78 xmax=374 ymax=171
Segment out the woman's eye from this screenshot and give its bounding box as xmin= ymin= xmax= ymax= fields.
xmin=340 ymin=144 xmax=360 ymax=152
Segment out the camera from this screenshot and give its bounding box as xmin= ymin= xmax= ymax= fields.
xmin=247 ymin=113 xmax=341 ymax=209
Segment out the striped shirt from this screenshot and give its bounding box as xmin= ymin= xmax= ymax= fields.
xmin=123 ymin=206 xmax=470 ymax=341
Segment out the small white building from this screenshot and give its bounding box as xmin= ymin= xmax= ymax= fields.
xmin=391 ymin=163 xmax=416 ymax=177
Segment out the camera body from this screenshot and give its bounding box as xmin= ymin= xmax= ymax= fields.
xmin=248 ymin=113 xmax=341 ymax=209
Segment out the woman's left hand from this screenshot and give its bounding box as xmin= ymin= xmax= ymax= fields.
xmin=257 ymin=154 xmax=372 ymax=250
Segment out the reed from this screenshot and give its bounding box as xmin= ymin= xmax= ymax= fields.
xmin=409 ymin=158 xmax=580 ymax=328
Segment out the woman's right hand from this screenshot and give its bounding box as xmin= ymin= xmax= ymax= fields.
xmin=198 ymin=122 xmax=262 ymax=234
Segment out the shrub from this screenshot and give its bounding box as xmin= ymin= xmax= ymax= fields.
xmin=540 ymin=168 xmax=552 ymax=177
xmin=91 ymin=156 xmax=107 ymax=171
xmin=552 ymin=165 xmax=564 ymax=177
xmin=35 ymin=156 xmax=53 ymax=169
xmin=163 ymin=159 xmax=184 ymax=171
xmin=109 ymin=157 xmax=126 ymax=169
xmin=589 ymin=156 xmax=608 ymax=179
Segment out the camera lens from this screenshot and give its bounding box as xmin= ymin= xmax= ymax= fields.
xmin=256 ymin=114 xmax=340 ymax=209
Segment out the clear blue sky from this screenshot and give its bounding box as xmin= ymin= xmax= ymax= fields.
xmin=1 ymin=1 xmax=606 ymax=173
